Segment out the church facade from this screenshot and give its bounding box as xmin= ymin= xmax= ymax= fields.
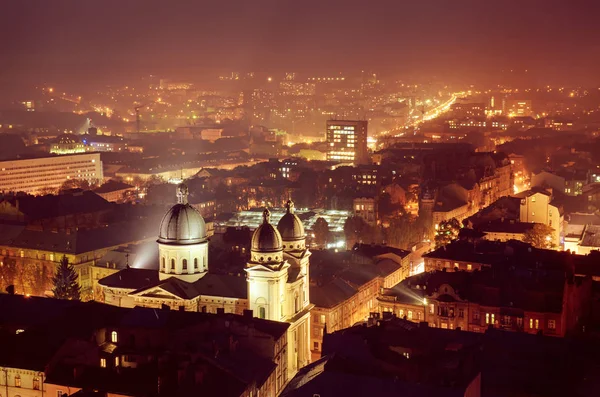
xmin=98 ymin=183 xmax=312 ymax=381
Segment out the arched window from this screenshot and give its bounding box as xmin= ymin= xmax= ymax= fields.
xmin=294 ymin=293 xmax=299 ymax=313
xmin=182 ymin=259 xmax=188 ymax=271
xmin=259 ymin=306 xmax=266 ymax=319
xmin=161 ymin=257 xmax=165 ymax=270
xmin=14 ymin=374 xmax=21 ymax=387
xmin=170 ymin=259 xmax=175 ymax=270
xmin=194 ymin=258 xmax=199 ymax=269
xmin=111 ymin=331 xmax=118 ymax=343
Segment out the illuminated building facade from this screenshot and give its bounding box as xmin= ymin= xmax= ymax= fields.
xmin=98 ymin=189 xmax=312 ymax=386
xmin=49 ymin=134 xmax=86 ymax=155
xmin=505 ymin=99 xmax=533 ymax=117
xmin=326 ymin=120 xmax=369 ymax=165
xmin=0 ymin=153 xmax=103 ymax=195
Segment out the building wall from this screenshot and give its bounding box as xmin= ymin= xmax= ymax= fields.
xmin=0 ymin=367 xmax=45 ymax=397
xmin=519 ymin=192 xmax=563 ymax=248
xmin=481 ymin=231 xmax=525 ymax=242
xmin=326 ymin=120 xmax=369 ymax=165
xmin=0 ymin=153 xmax=103 ymax=195
xmin=376 ymin=279 xmax=586 ymax=337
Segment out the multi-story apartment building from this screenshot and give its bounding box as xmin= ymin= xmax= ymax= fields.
xmin=517 ymin=187 xmax=564 ymax=249
xmin=326 ymin=120 xmax=369 ymax=165
xmin=377 ymin=267 xmax=591 ymax=337
xmin=0 ymin=153 xmax=103 ymax=195
xmin=309 ymin=245 xmax=411 ymax=361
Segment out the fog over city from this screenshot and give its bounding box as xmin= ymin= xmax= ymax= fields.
xmin=2 ymin=1 xmax=600 ymax=397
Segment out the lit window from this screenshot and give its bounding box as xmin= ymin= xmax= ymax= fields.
xmin=15 ymin=374 xmax=21 ymax=387
xmin=535 ymin=319 xmax=539 ymax=329
xmin=33 ymin=377 xmax=40 ymax=390
xmin=111 ymin=331 xmax=118 ymax=343
xmin=115 ymin=356 xmax=120 ymax=367
xmin=467 ymin=264 xmax=472 ymax=271
xmin=529 ymin=318 xmax=533 ymax=329
xmin=259 ymin=307 xmax=266 ymax=319
xmin=486 ymin=313 xmax=490 ymax=324
xmin=100 ymin=358 xmax=107 ymax=368
xmin=407 ymin=311 xmax=413 ymax=320
xmin=548 ymin=319 xmax=556 ymax=330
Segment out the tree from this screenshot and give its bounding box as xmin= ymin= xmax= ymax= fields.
xmin=343 ymin=216 xmax=371 ymax=248
xmin=52 ymin=255 xmax=81 ymax=300
xmin=386 ymin=215 xmax=419 ymax=250
xmin=523 ymin=224 xmax=555 ymax=249
xmin=434 ymin=218 xmax=461 ymax=248
xmin=313 ymin=217 xmax=330 ymax=248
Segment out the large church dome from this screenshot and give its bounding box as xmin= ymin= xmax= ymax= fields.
xmin=157 ymin=183 xmax=207 ymax=245
xmin=277 ymin=200 xmax=305 ymax=242
xmin=251 ymin=209 xmax=283 ymax=253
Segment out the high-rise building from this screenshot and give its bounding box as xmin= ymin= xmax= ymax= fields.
xmin=0 ymin=153 xmax=103 ymax=195
xmin=326 ymin=120 xmax=369 ymax=165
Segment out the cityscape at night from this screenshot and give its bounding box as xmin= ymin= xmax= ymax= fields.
xmin=2 ymin=1 xmax=600 ymax=396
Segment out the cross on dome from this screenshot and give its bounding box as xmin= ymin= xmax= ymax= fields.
xmin=285 ymin=200 xmax=295 ymax=214
xmin=262 ymin=208 xmax=271 ymax=224
xmin=176 ymin=183 xmax=189 ymax=204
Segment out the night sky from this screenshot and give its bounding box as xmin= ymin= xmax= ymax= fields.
xmin=1 ymin=0 xmax=599 ymax=85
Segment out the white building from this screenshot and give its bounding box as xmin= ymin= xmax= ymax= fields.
xmin=0 ymin=153 xmax=103 ymax=195
xmin=517 ymin=188 xmax=564 ymax=249
xmin=98 ymin=184 xmax=312 ymax=385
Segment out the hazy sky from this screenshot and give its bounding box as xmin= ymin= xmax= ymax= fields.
xmin=1 ymin=0 xmax=599 ymax=85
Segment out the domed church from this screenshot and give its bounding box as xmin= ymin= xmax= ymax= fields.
xmin=98 ymin=184 xmax=312 ymax=378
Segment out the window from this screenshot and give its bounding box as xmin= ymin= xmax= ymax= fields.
xmin=111 ymin=331 xmax=118 ymax=343
xmin=407 ymin=311 xmax=413 ymax=320
xmin=429 ymin=304 xmax=434 ymax=314
xmin=529 ymin=318 xmax=533 ymax=329
xmin=485 ymin=313 xmax=490 ymax=324
xmin=491 ymin=314 xmax=495 ymax=325
xmin=115 ymin=356 xmax=120 ymax=367
xmin=100 ymin=358 xmax=107 ymax=368
xmin=259 ymin=307 xmax=266 ymax=319
xmin=161 ymin=257 xmax=165 ymax=270
xmin=467 ymin=264 xmax=472 ymax=271
xmin=14 ymin=375 xmax=21 ymax=387
xmin=535 ymin=319 xmax=539 ymax=329
xmin=458 ymin=309 xmax=464 ymax=318
xmin=171 ymin=259 xmax=175 ymax=270
xmin=194 ymin=258 xmax=199 ymax=269
xmin=320 ymin=314 xmax=326 ymax=324
xmin=33 ymin=377 xmax=40 ymax=390
xmin=548 ymin=319 xmax=556 ymax=329
xmin=403 ymin=352 xmax=410 ymax=359
xmin=399 ymin=309 xmax=404 ymax=318
xmin=182 ymin=259 xmax=188 ymax=270
xmin=313 ymin=341 xmax=319 ymax=350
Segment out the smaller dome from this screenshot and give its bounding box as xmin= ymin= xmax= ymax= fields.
xmin=251 ymin=209 xmax=283 ymax=253
xmin=277 ymin=200 xmax=305 ymax=242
